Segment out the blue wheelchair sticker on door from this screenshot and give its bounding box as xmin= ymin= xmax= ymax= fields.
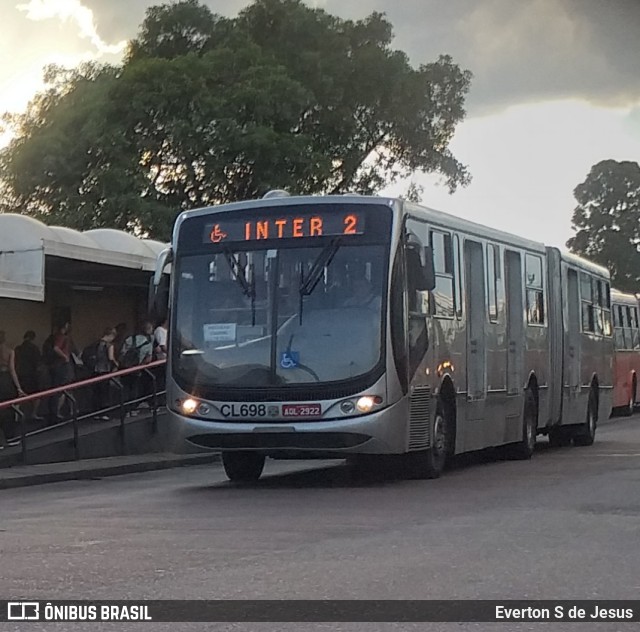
xmin=280 ymin=351 xmax=300 ymax=369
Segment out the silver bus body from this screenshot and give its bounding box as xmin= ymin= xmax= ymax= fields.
xmin=160 ymin=195 xmax=613 ymax=463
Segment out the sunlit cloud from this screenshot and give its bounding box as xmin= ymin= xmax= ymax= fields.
xmin=382 ymin=99 xmax=640 ymax=248
xmin=17 ymin=0 xmax=127 ymax=55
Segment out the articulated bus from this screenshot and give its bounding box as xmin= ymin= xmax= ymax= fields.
xmin=611 ymin=289 xmax=640 ymax=415
xmin=153 ymin=192 xmax=613 ymax=482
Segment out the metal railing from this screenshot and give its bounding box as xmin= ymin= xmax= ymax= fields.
xmin=0 ymin=360 xmax=166 ymax=464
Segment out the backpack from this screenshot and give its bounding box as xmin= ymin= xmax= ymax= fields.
xmin=42 ymin=334 xmax=57 ymax=366
xmin=81 ymin=340 xmax=100 ymax=373
xmin=120 ymin=336 xmax=147 ymax=369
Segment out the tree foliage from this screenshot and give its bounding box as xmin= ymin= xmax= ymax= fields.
xmin=0 ymin=0 xmax=472 ymax=240
xmin=567 ymin=159 xmax=640 ymax=292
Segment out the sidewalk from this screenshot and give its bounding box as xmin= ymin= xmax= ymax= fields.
xmin=0 ymin=452 xmax=220 ymax=490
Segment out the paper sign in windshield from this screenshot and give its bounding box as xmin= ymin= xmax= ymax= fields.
xmin=203 ymin=323 xmax=237 ymax=342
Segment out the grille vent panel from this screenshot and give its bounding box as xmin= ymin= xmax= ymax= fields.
xmin=408 ymin=385 xmax=431 ymax=450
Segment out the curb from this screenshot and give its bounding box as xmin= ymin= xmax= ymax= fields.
xmin=0 ymin=453 xmax=221 ymax=490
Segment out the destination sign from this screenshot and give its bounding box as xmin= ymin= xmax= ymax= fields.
xmin=203 ymin=211 xmax=365 ymax=244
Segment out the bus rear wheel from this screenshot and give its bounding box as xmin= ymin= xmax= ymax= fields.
xmin=510 ymin=389 xmax=537 ymax=459
xmin=573 ymin=390 xmax=597 ymax=446
xmin=222 ymin=452 xmax=265 ymax=482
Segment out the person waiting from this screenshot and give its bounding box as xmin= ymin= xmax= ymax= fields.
xmin=0 ymin=331 xmax=24 ymax=446
xmin=14 ymin=330 xmax=44 ymax=421
xmin=51 ymin=322 xmax=73 ymax=420
xmin=91 ymin=327 xmax=119 ymax=421
xmin=120 ymin=321 xmax=154 ymax=415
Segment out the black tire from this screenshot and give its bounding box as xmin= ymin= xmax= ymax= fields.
xmin=405 ymin=401 xmax=452 ymax=479
xmin=574 ymin=390 xmax=597 ymax=446
xmin=548 ymin=427 xmax=572 ymax=448
xmin=222 ymin=452 xmax=265 ymax=482
xmin=510 ymin=389 xmax=537 ymax=459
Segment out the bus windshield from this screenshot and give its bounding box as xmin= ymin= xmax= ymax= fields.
xmin=173 ymin=241 xmax=388 ymax=392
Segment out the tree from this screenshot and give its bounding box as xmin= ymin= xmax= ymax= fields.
xmin=401 ymin=181 xmax=424 ymax=203
xmin=567 ymin=159 xmax=640 ymax=292
xmin=0 ymin=0 xmax=472 ymax=240
xmin=126 ymin=0 xmax=226 ymax=62
xmin=0 ymin=64 xmax=156 ymax=233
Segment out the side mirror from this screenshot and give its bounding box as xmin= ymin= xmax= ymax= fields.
xmin=153 ymin=247 xmax=173 ymax=287
xmin=406 ymin=244 xmax=434 ymax=292
xmin=149 ymin=247 xmax=173 ymax=320
xmin=148 ymin=275 xmax=169 ymax=322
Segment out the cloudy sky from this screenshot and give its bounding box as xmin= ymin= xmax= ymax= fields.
xmin=1 ymin=0 xmax=640 ymax=247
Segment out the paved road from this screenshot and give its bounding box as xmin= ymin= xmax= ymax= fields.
xmin=2 ymin=415 xmax=640 ymax=631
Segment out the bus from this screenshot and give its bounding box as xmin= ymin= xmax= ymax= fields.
xmin=610 ymin=289 xmax=640 ymax=415
xmin=152 ymin=192 xmax=614 ymax=481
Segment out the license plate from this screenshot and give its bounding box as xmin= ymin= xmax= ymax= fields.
xmin=220 ymin=404 xmax=279 ymax=418
xmin=282 ymin=404 xmax=322 ymax=418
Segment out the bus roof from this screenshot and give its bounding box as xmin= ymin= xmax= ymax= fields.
xmin=179 ymin=194 xmax=547 ymax=252
xmin=554 ymin=249 xmax=610 ymax=278
xmin=402 ymin=200 xmax=547 ymax=253
xmin=176 ymin=194 xmax=607 ymax=278
xmin=611 ymin=288 xmax=640 ymax=305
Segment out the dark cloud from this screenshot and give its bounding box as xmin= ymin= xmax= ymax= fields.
xmin=31 ymin=0 xmax=640 ymax=114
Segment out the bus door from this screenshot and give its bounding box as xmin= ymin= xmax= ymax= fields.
xmin=564 ymin=267 xmax=581 ymax=423
xmin=505 ymin=250 xmax=524 ymax=397
xmin=464 ymin=240 xmax=487 ymax=431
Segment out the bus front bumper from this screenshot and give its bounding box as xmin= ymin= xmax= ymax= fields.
xmin=164 ymin=398 xmax=411 ymax=457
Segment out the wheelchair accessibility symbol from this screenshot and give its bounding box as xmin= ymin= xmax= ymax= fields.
xmin=280 ymin=351 xmax=300 ymax=369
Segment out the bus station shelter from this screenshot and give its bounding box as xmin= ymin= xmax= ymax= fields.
xmin=0 ymin=214 xmax=167 ymax=350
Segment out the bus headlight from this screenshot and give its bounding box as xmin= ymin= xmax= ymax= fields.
xmin=338 ymin=396 xmax=383 ymax=415
xmin=182 ymin=398 xmax=198 ymax=415
xmin=356 ymin=396 xmax=376 ymax=413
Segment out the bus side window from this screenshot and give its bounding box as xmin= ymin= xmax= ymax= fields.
xmin=625 ymin=306 xmax=634 ymax=349
xmin=487 ymin=243 xmax=499 ymax=322
xmin=405 ymin=234 xmax=429 ymax=378
xmin=632 ymin=307 xmax=640 ymax=350
xmin=581 ymin=277 xmax=611 ymax=337
xmin=525 ymin=254 xmax=544 ymax=325
xmin=601 ymin=282 xmax=612 ymax=337
xmin=429 ymin=230 xmax=455 ymax=319
xmin=453 ymin=234 xmax=463 ymax=319
xmin=613 ymin=305 xmax=625 ymax=349
xmin=580 ymin=273 xmax=595 ymax=333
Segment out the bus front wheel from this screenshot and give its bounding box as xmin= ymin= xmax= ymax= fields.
xmin=222 ymin=452 xmax=265 ymax=482
xmin=405 ymin=401 xmax=451 ymax=479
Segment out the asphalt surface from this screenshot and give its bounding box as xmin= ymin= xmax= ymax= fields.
xmin=2 ymin=414 xmax=640 ymax=631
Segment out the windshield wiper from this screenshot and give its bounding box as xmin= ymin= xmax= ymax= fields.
xmin=298 ymin=238 xmax=341 ymax=324
xmin=223 ymin=247 xmax=257 ymax=326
